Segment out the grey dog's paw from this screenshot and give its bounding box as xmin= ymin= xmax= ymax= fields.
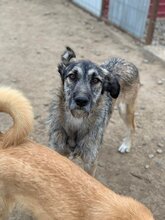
xmin=118 ymin=143 xmax=130 ymax=153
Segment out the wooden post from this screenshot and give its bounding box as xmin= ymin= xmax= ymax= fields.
xmin=146 ymin=0 xmax=160 ymax=45
xmin=101 ymin=0 xmax=110 ymax=19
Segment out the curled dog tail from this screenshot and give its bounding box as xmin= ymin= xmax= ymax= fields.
xmin=0 ymin=87 xmax=34 ymax=148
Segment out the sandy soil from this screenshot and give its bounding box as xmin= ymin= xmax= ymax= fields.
xmin=0 ymin=0 xmax=165 ymax=219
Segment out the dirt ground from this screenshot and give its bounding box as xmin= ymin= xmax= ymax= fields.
xmin=0 ymin=0 xmax=165 ymax=219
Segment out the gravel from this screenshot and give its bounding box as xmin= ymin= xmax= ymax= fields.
xmin=153 ymin=18 xmax=165 ymax=46
xmin=144 ymin=18 xmax=165 ymax=46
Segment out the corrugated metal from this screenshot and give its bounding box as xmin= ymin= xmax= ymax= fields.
xmin=150 ymin=0 xmax=165 ymax=17
xmin=73 ymin=0 xmax=102 ymax=17
xmin=108 ymin=0 xmax=150 ymax=38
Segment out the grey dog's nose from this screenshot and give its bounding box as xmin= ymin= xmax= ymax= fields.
xmin=75 ymin=97 xmax=89 ymax=107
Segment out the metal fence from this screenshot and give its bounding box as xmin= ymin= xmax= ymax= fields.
xmin=73 ymin=0 xmax=103 ymax=17
xmin=72 ymin=0 xmax=162 ymax=44
xmin=108 ymin=0 xmax=150 ymax=38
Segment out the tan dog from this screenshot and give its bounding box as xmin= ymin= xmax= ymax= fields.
xmin=0 ymin=87 xmax=154 ymax=220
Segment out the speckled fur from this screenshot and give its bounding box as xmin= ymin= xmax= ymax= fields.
xmin=0 ymin=87 xmax=154 ymax=220
xmin=48 ymin=47 xmax=140 ymax=175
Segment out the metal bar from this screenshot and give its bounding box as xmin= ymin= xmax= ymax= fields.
xmin=146 ymin=0 xmax=160 ymax=45
xmin=100 ymin=0 xmax=104 ymax=17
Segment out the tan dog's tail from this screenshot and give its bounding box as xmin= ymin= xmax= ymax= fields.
xmin=0 ymin=87 xmax=34 ymax=148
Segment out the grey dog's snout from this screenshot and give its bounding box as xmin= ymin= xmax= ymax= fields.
xmin=75 ymin=96 xmax=89 ymax=107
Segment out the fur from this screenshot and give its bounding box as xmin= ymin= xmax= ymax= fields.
xmin=0 ymin=87 xmax=154 ymax=220
xmin=48 ymin=47 xmax=140 ymax=175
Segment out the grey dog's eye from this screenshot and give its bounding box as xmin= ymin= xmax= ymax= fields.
xmin=68 ymin=73 xmax=77 ymax=81
xmin=91 ymin=78 xmax=100 ymax=85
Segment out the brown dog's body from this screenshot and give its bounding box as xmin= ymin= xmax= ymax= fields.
xmin=0 ymin=88 xmax=154 ymax=220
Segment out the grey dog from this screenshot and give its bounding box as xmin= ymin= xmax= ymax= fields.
xmin=48 ymin=47 xmax=139 ymax=176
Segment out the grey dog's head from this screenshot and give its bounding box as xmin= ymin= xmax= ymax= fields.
xmin=58 ymin=47 xmax=120 ymax=118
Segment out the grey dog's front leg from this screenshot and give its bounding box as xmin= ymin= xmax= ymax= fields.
xmin=49 ymin=127 xmax=70 ymax=156
xmin=76 ymin=129 xmax=103 ymax=176
xmin=83 ymin=157 xmax=98 ymax=177
xmin=80 ymin=141 xmax=101 ymax=176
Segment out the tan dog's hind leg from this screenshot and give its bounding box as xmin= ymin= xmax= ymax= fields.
xmin=0 ymin=196 xmax=14 ymax=220
xmin=118 ymin=102 xmax=135 ymax=153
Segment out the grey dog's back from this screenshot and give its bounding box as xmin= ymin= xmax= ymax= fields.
xmin=101 ymin=57 xmax=139 ymax=86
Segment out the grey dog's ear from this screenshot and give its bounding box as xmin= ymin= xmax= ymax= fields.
xmin=102 ymin=75 xmax=120 ymax=99
xmin=61 ymin=46 xmax=76 ymax=65
xmin=58 ymin=47 xmax=76 ymax=81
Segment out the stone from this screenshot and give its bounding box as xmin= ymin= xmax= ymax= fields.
xmin=157 ymin=80 xmax=163 ymax=85
xmin=94 ymin=51 xmax=101 ymax=56
xmin=143 ymin=59 xmax=149 ymax=63
xmin=145 ymin=165 xmax=150 ymax=169
xmin=137 ymin=124 xmax=142 ymax=128
xmin=148 ymin=154 xmax=154 ymax=159
xmin=140 ymin=106 xmax=145 ymax=110
xmin=104 ymin=34 xmax=109 ymax=38
xmin=157 ymin=149 xmax=163 ymax=154
xmin=34 ymin=115 xmax=40 ymax=120
xmin=157 ymin=143 xmax=164 ymax=148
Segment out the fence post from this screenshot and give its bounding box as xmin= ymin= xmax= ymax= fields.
xmin=101 ymin=0 xmax=110 ymax=19
xmin=146 ymin=0 xmax=160 ymax=45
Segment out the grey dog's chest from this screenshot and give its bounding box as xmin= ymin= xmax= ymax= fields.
xmin=64 ymin=111 xmax=84 ymax=147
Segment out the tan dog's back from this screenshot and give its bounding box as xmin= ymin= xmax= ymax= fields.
xmin=0 ymin=87 xmax=154 ymax=220
xmin=0 ymin=142 xmax=154 ymax=220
